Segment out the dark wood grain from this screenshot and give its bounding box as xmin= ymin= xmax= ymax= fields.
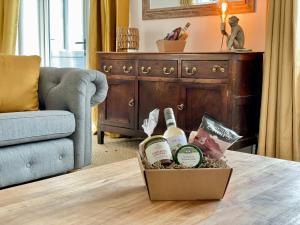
xmin=182 ymin=60 xmax=229 ymax=79
xmin=138 ymin=60 xmax=178 ymax=78
xmin=99 ymin=59 xmax=137 ymax=76
xmin=181 ymin=83 xmax=229 ymax=131
xmin=97 ymin=52 xmax=263 ymax=151
xmin=138 ymin=81 xmax=180 ymax=133
xmin=100 ymin=79 xmax=135 ymax=129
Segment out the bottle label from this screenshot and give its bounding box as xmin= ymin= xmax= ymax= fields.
xmin=177 ymin=151 xmax=200 ymax=168
xmin=167 ymin=134 xmax=187 ymax=152
xmin=145 ymin=141 xmax=172 ymax=165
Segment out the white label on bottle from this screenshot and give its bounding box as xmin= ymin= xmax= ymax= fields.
xmin=167 ymin=134 xmax=187 ymax=152
xmin=145 ymin=141 xmax=172 ymax=165
xmin=177 ymin=152 xmax=200 ymax=167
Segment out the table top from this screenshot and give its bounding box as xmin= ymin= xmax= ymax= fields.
xmin=1 ymin=151 xmax=300 ymax=225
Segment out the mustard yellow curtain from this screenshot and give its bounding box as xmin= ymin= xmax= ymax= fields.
xmin=258 ymin=0 xmax=300 ymax=161
xmin=0 ymin=0 xmax=20 ymax=54
xmin=116 ymin=0 xmax=129 ymax=28
xmin=88 ymin=0 xmax=129 ymax=134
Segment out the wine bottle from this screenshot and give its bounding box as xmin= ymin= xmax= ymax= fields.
xmin=164 ymin=22 xmax=191 ymax=41
xmin=178 ymin=22 xmax=191 ymax=40
xmin=164 ymin=27 xmax=181 ymax=40
xmin=163 ymin=108 xmax=188 ymax=154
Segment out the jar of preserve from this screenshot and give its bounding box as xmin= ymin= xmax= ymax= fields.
xmin=144 ymin=135 xmax=173 ymax=165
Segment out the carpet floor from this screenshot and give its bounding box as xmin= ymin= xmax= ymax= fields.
xmin=88 ymin=135 xmax=142 ymax=168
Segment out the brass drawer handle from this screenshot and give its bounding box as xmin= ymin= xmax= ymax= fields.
xmin=141 ymin=66 xmax=151 ymax=74
xmin=185 ymin=67 xmax=197 ymax=76
xmin=177 ymin=104 xmax=184 ymax=111
xmin=212 ymin=65 xmax=225 ymax=73
xmin=163 ymin=67 xmax=175 ymax=75
xmin=103 ymin=65 xmax=112 ymax=73
xmin=128 ymin=98 xmax=135 ymax=107
xmin=123 ymin=65 xmax=133 ymax=74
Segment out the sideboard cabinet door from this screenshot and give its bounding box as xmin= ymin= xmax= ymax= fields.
xmin=179 ymin=84 xmax=229 ymax=132
xmin=138 ymin=81 xmax=180 ymax=133
xmin=101 ymin=80 xmax=135 ymax=129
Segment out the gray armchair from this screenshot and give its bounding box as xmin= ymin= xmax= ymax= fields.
xmin=0 ymin=68 xmax=108 ymax=188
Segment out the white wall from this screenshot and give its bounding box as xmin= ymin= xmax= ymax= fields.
xmin=130 ymin=0 xmax=267 ymax=52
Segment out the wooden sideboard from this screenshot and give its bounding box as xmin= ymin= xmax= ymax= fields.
xmin=97 ymin=52 xmax=263 ymax=150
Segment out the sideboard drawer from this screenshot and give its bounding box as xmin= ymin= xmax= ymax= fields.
xmin=138 ymin=60 xmax=178 ymax=77
xmin=182 ymin=60 xmax=228 ymax=78
xmin=99 ymin=59 xmax=136 ymax=76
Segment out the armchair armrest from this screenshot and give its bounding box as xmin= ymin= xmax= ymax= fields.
xmin=38 ymin=67 xmax=108 ymax=168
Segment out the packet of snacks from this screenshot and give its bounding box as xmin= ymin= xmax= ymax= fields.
xmin=190 ymin=114 xmax=242 ymax=159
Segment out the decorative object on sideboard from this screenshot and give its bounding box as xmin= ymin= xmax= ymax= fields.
xmin=218 ymin=0 xmax=249 ymax=51
xmin=156 ymin=40 xmax=186 ymax=53
xmin=116 ymin=27 xmax=139 ymax=52
xmin=156 ymin=22 xmax=190 ymax=52
xmin=219 ymin=0 xmax=229 ymax=49
xmin=180 ymin=0 xmax=193 ymax=7
xmin=221 ymin=16 xmax=246 ymax=50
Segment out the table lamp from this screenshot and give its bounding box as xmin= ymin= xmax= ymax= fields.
xmin=219 ymin=0 xmax=228 ymax=49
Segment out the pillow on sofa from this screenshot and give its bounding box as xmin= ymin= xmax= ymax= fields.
xmin=0 ymin=55 xmax=41 ymax=112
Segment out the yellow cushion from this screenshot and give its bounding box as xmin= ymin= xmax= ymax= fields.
xmin=0 ymin=55 xmax=41 ymax=112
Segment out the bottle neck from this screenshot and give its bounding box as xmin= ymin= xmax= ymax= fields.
xmin=183 ymin=24 xmax=190 ymax=31
xmin=166 ymin=118 xmax=177 ymax=128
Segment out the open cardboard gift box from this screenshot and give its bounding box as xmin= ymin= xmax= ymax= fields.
xmin=137 ymin=144 xmax=233 ymax=201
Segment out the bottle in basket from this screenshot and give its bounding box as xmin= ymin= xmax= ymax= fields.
xmin=163 ymin=108 xmax=187 ymax=154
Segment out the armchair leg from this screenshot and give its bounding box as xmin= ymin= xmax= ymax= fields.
xmin=98 ymin=131 xmax=105 ymax=145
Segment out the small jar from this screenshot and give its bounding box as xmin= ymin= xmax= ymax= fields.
xmin=144 ymin=135 xmax=173 ymax=165
xmin=175 ymin=145 xmax=203 ymax=168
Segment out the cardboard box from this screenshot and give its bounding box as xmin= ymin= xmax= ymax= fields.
xmin=156 ymin=40 xmax=186 ymax=53
xmin=137 ymin=152 xmax=232 ymax=201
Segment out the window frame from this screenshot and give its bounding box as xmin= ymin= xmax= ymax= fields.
xmin=17 ymin=0 xmax=89 ymax=67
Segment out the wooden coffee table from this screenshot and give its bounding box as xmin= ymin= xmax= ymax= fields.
xmin=1 ymin=151 xmax=300 ymax=225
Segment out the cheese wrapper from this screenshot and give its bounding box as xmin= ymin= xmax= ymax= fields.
xmin=191 ymin=114 xmax=242 ymax=159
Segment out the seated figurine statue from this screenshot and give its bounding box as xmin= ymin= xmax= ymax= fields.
xmin=221 ymin=16 xmax=245 ymax=50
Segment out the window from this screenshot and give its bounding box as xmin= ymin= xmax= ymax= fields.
xmin=17 ymin=0 xmax=41 ymax=56
xmin=17 ymin=0 xmax=88 ymax=68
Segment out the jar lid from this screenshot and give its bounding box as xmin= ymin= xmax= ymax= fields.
xmin=144 ymin=135 xmax=168 ymax=149
xmin=175 ymin=144 xmax=203 ymax=168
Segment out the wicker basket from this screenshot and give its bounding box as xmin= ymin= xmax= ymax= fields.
xmin=117 ymin=27 xmax=139 ymax=52
xmin=156 ymin=40 xmax=186 ymax=53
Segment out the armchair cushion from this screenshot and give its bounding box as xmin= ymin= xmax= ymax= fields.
xmin=0 ymin=110 xmax=75 ymax=147
xmin=0 ymin=55 xmax=41 ymax=112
